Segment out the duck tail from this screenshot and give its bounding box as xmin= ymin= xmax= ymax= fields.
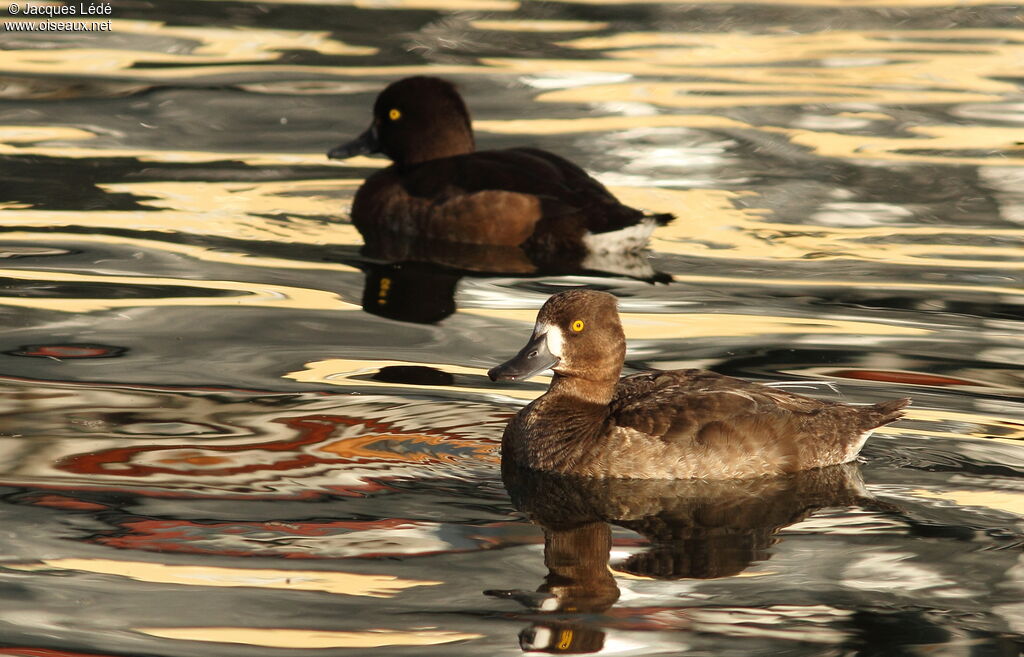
xmin=648 ymin=212 xmax=675 ymax=226
xmin=866 ymin=397 xmax=912 ymax=429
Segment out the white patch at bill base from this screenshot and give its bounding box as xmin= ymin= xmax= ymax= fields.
xmin=542 ymin=323 xmax=565 ymax=359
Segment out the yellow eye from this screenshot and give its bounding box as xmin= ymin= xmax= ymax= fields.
xmin=388 ymin=108 xmax=401 ymax=120
xmin=571 ymin=319 xmax=584 ymax=332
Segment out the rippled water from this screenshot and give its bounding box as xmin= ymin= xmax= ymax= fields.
xmin=1 ymin=1 xmax=1023 ymax=655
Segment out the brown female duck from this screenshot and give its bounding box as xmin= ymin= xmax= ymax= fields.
xmin=327 ymin=77 xmax=673 ymax=260
xmin=488 ymin=289 xmax=911 ymax=479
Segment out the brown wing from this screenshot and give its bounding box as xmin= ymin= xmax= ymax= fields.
xmin=400 ymin=148 xmax=670 ymax=232
xmin=610 ymin=370 xmax=829 ymax=439
xmin=607 ymin=369 xmax=887 ymax=473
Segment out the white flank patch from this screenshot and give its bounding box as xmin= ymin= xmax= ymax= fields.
xmin=847 ymin=429 xmax=875 ymax=460
xmin=580 ymin=249 xmax=656 ymax=279
xmin=542 ymin=323 xmax=565 ymax=359
xmin=581 ymin=218 xmax=656 ymax=254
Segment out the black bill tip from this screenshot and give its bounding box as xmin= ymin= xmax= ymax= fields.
xmin=487 ymin=332 xmax=557 ymax=383
xmin=327 ymin=124 xmax=378 ymax=160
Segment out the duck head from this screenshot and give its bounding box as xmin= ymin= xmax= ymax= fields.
xmin=488 ymin=290 xmax=626 ymax=389
xmin=327 ymin=76 xmax=475 ymax=167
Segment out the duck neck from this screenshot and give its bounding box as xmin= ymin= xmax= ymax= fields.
xmin=399 ymin=125 xmax=474 ymax=166
xmin=513 ymin=372 xmax=619 ymax=475
xmin=548 ymin=371 xmax=619 ymax=407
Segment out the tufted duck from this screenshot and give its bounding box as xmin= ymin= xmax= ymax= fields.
xmin=327 ymin=77 xmax=674 ymax=260
xmin=488 ymin=289 xmax=911 ymax=479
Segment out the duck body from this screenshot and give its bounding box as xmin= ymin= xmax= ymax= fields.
xmin=502 ymin=368 xmax=909 ymax=479
xmin=488 ymin=290 xmax=910 ymax=479
xmin=328 ymin=77 xmax=672 ymax=259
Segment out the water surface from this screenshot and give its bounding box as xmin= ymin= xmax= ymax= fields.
xmin=0 ymin=0 xmax=1023 ymax=654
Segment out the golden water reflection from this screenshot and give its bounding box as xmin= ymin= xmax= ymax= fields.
xmin=138 ymin=627 xmax=482 ymax=649
xmin=470 ymin=19 xmax=608 ymax=32
xmin=0 ymin=19 xmax=375 ymax=75
xmin=2 ymin=13 xmax=1020 ymax=288
xmin=0 ymin=125 xmax=382 ymax=167
xmin=5 ymin=182 xmax=1019 ymax=287
xmin=0 ymin=231 xmax=361 ymax=273
xmin=0 ymin=267 xmax=355 ymax=313
xmin=910 ymin=488 xmax=1024 ymax=517
xmin=614 ymin=187 xmax=1024 ymax=276
xmin=778 ymin=124 xmax=1024 ymax=167
xmin=11 ymin=558 xmax=438 ymax=597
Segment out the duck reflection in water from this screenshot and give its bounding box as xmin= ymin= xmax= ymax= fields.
xmin=359 ymin=234 xmax=668 ymax=325
xmin=489 ymin=462 xmax=879 ymax=654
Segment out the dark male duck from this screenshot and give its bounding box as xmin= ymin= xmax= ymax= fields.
xmin=488 ymin=289 xmax=911 ymax=479
xmin=327 ymin=77 xmax=673 ymax=261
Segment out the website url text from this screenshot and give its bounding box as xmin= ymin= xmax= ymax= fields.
xmin=4 ymin=19 xmax=110 ymax=31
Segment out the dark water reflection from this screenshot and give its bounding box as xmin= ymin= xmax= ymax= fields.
xmin=1 ymin=0 xmax=1023 ymax=654
xmin=493 ymin=463 xmax=876 ymax=653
